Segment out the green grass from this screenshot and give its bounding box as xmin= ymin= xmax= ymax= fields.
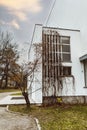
xmin=9 ymin=104 xmax=87 ymax=130
xmin=0 ymin=88 xmax=20 ymax=93
xmin=11 ymin=92 xmax=22 ymax=96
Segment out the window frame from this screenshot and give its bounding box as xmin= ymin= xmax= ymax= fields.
xmin=59 ymin=36 xmax=71 ymax=62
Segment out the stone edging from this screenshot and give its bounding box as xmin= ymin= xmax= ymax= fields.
xmin=6 ymin=105 xmax=41 ymax=130
xmin=34 ymin=118 xmax=41 ymax=130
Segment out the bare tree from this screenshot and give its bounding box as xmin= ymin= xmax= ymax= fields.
xmin=19 ymin=43 xmax=41 ymax=107
xmin=10 ymin=58 xmax=39 ymax=107
xmin=0 ymin=32 xmax=19 ymax=89
xmin=0 ymin=31 xmax=41 ymax=107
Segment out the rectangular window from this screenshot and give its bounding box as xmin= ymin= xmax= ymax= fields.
xmin=60 ymin=36 xmax=70 ymax=44
xmin=62 ymin=45 xmax=70 ymax=52
xmin=84 ymin=60 xmax=87 ymax=86
xmin=63 ymin=67 xmax=71 ymax=76
xmin=62 ymin=53 xmax=71 ymax=62
xmin=60 ymin=36 xmax=71 ymax=62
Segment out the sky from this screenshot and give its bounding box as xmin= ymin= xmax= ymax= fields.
xmin=0 ymin=0 xmax=53 ymax=63
xmin=1 ymin=0 xmax=87 ymax=63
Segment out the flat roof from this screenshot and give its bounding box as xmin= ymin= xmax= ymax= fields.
xmin=35 ymin=24 xmax=80 ymax=32
xmin=43 ymin=26 xmax=80 ymax=32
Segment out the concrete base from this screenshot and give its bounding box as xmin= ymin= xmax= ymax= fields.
xmin=43 ymin=96 xmax=87 ymax=105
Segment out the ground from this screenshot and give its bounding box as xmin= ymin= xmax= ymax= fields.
xmin=0 ymin=107 xmax=37 ymax=130
xmin=0 ymin=92 xmax=37 ymax=130
xmin=10 ymin=104 xmax=87 ymax=130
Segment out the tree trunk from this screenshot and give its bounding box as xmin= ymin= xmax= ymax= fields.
xmin=0 ymin=75 xmax=5 ymax=88
xmin=5 ymin=74 xmax=8 ymax=88
xmin=22 ymin=92 xmax=30 ymax=107
xmin=4 ymin=62 xmax=9 ymax=88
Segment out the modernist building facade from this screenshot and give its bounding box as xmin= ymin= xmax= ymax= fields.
xmin=28 ymin=24 xmax=87 ymax=104
xmin=28 ymin=0 xmax=87 ymax=104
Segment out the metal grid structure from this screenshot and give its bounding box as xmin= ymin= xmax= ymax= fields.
xmin=42 ymin=27 xmax=71 ymax=96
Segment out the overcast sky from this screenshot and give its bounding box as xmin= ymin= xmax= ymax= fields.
xmin=0 ymin=0 xmax=53 ymax=43
xmin=0 ymin=0 xmax=53 ymax=62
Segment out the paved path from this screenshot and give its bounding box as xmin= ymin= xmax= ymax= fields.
xmin=0 ymin=92 xmax=35 ymax=105
xmin=0 ymin=93 xmax=38 ymax=130
xmin=0 ymin=92 xmax=16 ymax=100
xmin=0 ymin=107 xmax=37 ymax=130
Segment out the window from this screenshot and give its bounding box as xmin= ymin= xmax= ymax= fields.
xmin=60 ymin=36 xmax=70 ymax=44
xmin=63 ymin=67 xmax=71 ymax=76
xmin=62 ymin=54 xmax=71 ymax=62
xmin=84 ymin=60 xmax=87 ymax=86
xmin=59 ymin=36 xmax=71 ymax=62
xmin=62 ymin=45 xmax=70 ymax=52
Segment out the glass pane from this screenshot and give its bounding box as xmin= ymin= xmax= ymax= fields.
xmin=62 ymin=54 xmax=71 ymax=62
xmin=63 ymin=67 xmax=71 ymax=75
xmin=60 ymin=36 xmax=70 ymax=44
xmin=84 ymin=61 xmax=87 ymax=86
xmin=62 ymin=45 xmax=70 ymax=52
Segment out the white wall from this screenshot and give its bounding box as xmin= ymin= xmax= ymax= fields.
xmin=45 ymin=0 xmax=87 ymax=56
xmin=44 ymin=0 xmax=87 ymax=97
xmin=28 ymin=24 xmax=42 ymax=103
xmin=57 ymin=28 xmax=87 ymax=96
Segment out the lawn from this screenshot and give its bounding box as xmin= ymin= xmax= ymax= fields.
xmin=0 ymin=88 xmax=20 ymax=93
xmin=11 ymin=92 xmax=22 ymax=96
xmin=9 ymin=104 xmax=87 ymax=130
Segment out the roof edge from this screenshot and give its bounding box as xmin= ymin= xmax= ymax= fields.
xmin=79 ymin=54 xmax=87 ymax=61
xmin=43 ymin=26 xmax=80 ymax=32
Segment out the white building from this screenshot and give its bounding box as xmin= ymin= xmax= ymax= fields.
xmin=28 ymin=0 xmax=87 ymax=104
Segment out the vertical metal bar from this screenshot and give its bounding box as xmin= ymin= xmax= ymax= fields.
xmin=42 ymin=30 xmax=45 ymax=96
xmin=56 ymin=34 xmax=58 ymax=81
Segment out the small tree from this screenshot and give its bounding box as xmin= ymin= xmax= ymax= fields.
xmin=11 ymin=59 xmax=39 ymax=107
xmin=0 ymin=31 xmax=41 ymax=107
xmin=18 ymin=43 xmax=41 ymax=107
